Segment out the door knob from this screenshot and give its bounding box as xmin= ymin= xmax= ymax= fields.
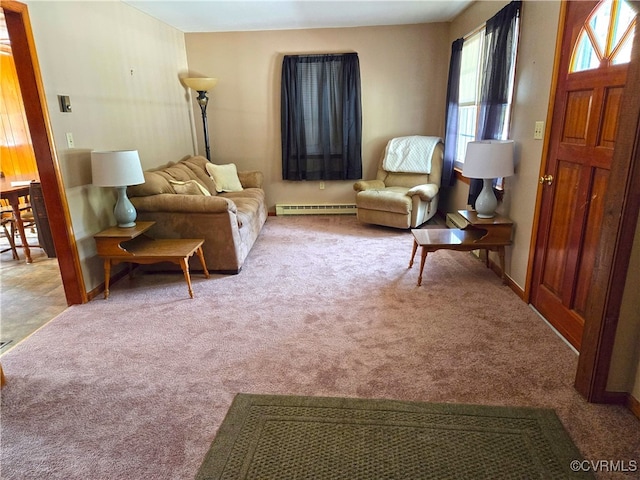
xmin=539 ymin=174 xmax=553 ymax=185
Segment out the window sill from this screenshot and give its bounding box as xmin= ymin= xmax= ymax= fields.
xmin=454 ymin=168 xmax=470 ymax=185
xmin=452 ymin=168 xmax=505 ymax=199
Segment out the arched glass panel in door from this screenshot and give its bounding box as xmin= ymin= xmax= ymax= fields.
xmin=571 ymin=0 xmax=636 ymax=72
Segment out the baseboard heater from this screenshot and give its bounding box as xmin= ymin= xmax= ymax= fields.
xmin=275 ymin=203 xmax=357 ymax=216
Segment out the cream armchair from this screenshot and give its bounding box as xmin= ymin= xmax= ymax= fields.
xmin=353 ymin=136 xmax=443 ymax=229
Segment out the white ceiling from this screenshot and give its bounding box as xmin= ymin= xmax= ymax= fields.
xmin=123 ymin=0 xmax=473 ymax=33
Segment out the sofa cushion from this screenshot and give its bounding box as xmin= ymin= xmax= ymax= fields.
xmin=128 ymin=157 xmax=216 ymax=197
xmin=127 ymin=170 xmax=174 ymax=197
xmin=356 ymin=187 xmax=412 ymax=214
xmin=169 ymin=179 xmax=211 ymax=196
xmin=206 ymin=163 xmax=244 ymax=193
xmin=181 ymin=156 xmax=219 ymax=193
xmin=238 ymin=170 xmax=264 ymax=189
xmin=221 ymin=188 xmax=265 ymax=230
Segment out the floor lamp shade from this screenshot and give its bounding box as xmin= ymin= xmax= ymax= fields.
xmin=183 ymin=77 xmax=218 ymax=92
xmin=462 ymin=140 xmax=515 ymax=218
xmin=91 ymin=150 xmax=145 ymax=228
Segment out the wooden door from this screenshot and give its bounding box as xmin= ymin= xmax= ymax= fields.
xmin=530 ymin=0 xmax=635 ymax=350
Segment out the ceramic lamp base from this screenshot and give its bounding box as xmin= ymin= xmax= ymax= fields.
xmin=114 ymin=186 xmax=137 ymax=228
xmin=475 ymin=178 xmax=498 ymax=218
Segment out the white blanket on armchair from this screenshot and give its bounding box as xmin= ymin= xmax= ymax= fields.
xmin=382 ymin=136 xmax=442 ymax=174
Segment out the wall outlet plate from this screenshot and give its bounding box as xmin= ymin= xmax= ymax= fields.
xmin=534 ymin=121 xmax=544 ymax=140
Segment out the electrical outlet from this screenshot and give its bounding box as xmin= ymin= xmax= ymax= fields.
xmin=65 ymin=132 xmax=74 ymax=148
xmin=534 ymin=121 xmax=544 ymax=140
xmin=319 ymin=181 xmax=325 ymax=190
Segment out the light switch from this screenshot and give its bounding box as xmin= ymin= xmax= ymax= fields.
xmin=534 ymin=121 xmax=544 ymax=140
xmin=65 ymin=132 xmax=74 ymax=148
xmin=58 ymin=95 xmax=72 ymax=113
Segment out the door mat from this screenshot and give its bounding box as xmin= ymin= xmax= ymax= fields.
xmin=196 ymin=393 xmax=593 ymax=479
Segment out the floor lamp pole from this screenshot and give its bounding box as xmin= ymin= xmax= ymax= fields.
xmin=183 ymin=78 xmax=217 ymax=162
xmin=195 ymin=91 xmax=211 ymax=161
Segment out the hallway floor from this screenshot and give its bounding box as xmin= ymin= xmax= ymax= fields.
xmin=0 ymin=235 xmax=67 ymax=354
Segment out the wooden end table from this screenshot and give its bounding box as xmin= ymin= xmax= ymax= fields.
xmin=409 ymin=210 xmax=513 ymax=286
xmin=94 ymin=221 xmax=210 ymax=299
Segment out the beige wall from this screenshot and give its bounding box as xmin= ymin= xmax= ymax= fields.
xmin=608 ymin=215 xmax=640 ymax=396
xmin=25 ymin=0 xmax=194 ymax=291
xmin=184 ymin=23 xmax=450 ymax=210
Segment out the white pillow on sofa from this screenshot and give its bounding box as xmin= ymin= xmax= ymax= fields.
xmin=205 ymin=163 xmax=244 ymax=193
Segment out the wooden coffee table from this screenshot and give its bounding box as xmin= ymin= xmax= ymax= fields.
xmin=409 ymin=210 xmax=513 ymax=286
xmin=94 ymin=221 xmax=209 ymax=299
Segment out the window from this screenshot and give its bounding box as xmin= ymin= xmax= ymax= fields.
xmin=281 ymin=53 xmax=362 ymax=181
xmin=571 ymin=0 xmax=636 ymax=73
xmin=452 ymin=6 xmax=520 ymax=171
xmin=456 ymin=29 xmax=484 ymax=166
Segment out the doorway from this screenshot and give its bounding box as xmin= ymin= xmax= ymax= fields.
xmin=1 ymin=1 xmax=85 ymax=306
xmin=0 ymin=8 xmax=68 ymax=351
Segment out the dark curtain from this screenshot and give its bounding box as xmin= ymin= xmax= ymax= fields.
xmin=281 ymin=53 xmax=362 ymax=181
xmin=442 ymin=38 xmax=464 ymax=187
xmin=468 ymin=0 xmax=522 ymax=207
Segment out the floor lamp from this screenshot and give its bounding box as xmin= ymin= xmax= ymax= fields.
xmin=183 ymin=77 xmax=218 ymax=161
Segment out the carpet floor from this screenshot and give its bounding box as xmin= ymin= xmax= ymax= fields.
xmin=1 ymin=215 xmax=638 ymax=479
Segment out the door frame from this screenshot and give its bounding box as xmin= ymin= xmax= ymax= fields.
xmin=2 ymin=0 xmax=86 ymax=305
xmin=528 ymin=1 xmax=640 ymax=403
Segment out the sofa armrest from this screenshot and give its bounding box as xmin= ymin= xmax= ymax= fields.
xmin=353 ymin=179 xmax=386 ymax=192
xmin=406 ymin=183 xmax=439 ymax=202
xmin=238 ymin=170 xmax=264 ymax=189
xmin=131 ymin=193 xmax=237 ymax=214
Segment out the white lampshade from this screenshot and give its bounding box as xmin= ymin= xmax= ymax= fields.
xmin=462 ymin=140 xmax=515 ymax=179
xmin=91 ymin=150 xmax=145 ymax=187
xmin=183 ymin=77 xmax=218 ymax=92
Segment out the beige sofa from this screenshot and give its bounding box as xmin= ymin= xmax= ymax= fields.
xmin=127 ymin=156 xmax=267 ymax=273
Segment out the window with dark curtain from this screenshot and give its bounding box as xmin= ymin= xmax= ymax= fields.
xmin=281 ymin=53 xmax=362 ymax=181
xmin=442 ymin=38 xmax=464 ymax=187
xmin=468 ymin=0 xmax=521 ymax=207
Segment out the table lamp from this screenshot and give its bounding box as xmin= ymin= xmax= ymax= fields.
xmin=462 ymin=140 xmax=514 ymax=218
xmin=183 ymin=77 xmax=218 ymax=161
xmin=91 ymin=150 xmax=145 ymax=228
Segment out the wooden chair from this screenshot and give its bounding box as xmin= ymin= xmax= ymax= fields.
xmin=1 ymin=191 xmax=38 ymax=259
xmin=1 ymin=181 xmax=55 ymax=259
xmin=0 ymin=208 xmax=19 ymax=259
